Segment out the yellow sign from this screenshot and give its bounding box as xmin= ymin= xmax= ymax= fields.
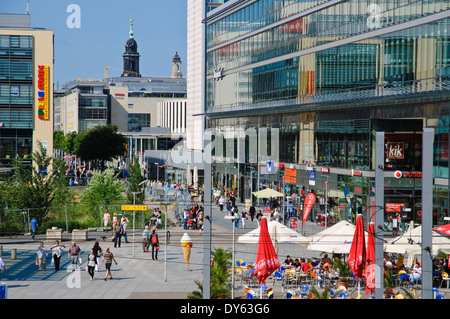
xmin=121 ymin=205 xmax=148 ymax=211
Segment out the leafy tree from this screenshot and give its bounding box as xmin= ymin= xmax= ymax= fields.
xmin=8 ymin=142 xmax=58 ymax=222
xmin=188 ymin=247 xmax=232 ymax=299
xmin=50 ymin=158 xmax=76 ymax=214
xmin=80 ymin=168 xmax=125 ymax=217
xmin=75 ymin=125 xmax=127 ymax=170
xmin=53 ymin=130 xmax=65 ymax=150
xmin=63 ymin=131 xmax=79 ymax=154
xmin=126 ymin=156 xmax=146 ymax=204
xmin=0 ymin=181 xmax=12 ymax=232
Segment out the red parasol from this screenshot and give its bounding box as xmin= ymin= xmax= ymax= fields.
xmin=254 ymin=218 xmax=280 ymax=285
xmin=433 ymin=224 xmax=450 ymax=237
xmin=365 ymin=222 xmax=375 ymax=294
xmin=348 ymin=214 xmax=366 ymax=280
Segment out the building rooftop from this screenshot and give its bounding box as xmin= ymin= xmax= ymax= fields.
xmin=0 ymin=13 xmax=31 ymax=28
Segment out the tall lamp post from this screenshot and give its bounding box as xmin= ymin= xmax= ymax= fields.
xmin=161 ymin=201 xmax=171 ymax=282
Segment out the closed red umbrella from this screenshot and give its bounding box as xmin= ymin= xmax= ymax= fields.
xmin=348 ymin=214 xmax=366 ymax=295
xmin=365 ymin=222 xmax=375 ymax=295
xmin=255 ymin=218 xmax=280 ymax=286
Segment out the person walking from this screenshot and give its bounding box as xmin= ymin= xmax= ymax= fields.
xmin=86 ymin=249 xmax=96 ymax=280
xmin=241 ymin=209 xmax=247 ymax=229
xmin=142 ymin=225 xmax=150 ymax=252
xmin=113 ymin=220 xmax=123 ymax=248
xmin=121 ymin=216 xmax=129 ymax=243
xmin=36 ymin=242 xmax=47 ymax=271
xmin=198 ymin=208 xmax=204 ymax=235
xmin=249 ymin=204 xmax=256 ymax=222
xmin=100 ymin=247 xmax=117 ymax=281
xmin=112 ymin=213 xmax=118 ymax=229
xmin=183 ymin=209 xmax=189 ymax=230
xmin=102 ymin=209 xmax=111 ymax=232
xmin=218 ymin=196 xmax=225 ymax=212
xmin=68 ymin=241 xmax=81 ymax=272
xmin=50 ymin=240 xmax=64 ymax=271
xmin=30 ymin=217 xmax=38 ymax=241
xmin=149 ymin=229 xmax=159 ymax=260
xmin=92 ymin=242 xmax=103 ymax=272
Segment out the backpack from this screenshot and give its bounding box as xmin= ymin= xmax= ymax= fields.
xmin=151 ymin=234 xmax=158 ymax=245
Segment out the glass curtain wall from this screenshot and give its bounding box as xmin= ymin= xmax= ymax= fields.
xmin=0 ymin=35 xmax=33 ymax=159
xmin=206 ymin=0 xmax=450 ymax=113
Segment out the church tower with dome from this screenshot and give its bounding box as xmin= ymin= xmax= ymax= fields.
xmin=171 ymin=51 xmax=182 ymax=78
xmin=122 ymin=19 xmax=141 ymax=77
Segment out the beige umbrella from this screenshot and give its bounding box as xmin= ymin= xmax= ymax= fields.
xmin=193 ymin=166 xmax=198 ymax=189
xmin=186 ymin=164 xmax=191 ymax=186
xmin=252 ymin=188 xmax=284 ymax=199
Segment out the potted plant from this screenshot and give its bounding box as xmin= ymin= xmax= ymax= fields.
xmin=332 ymin=257 xmax=353 ymax=289
xmin=384 ymin=269 xmax=395 ymax=298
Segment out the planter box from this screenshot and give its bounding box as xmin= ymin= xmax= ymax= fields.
xmin=72 ymin=229 xmax=88 ymax=241
xmin=46 ymin=228 xmax=62 ymax=241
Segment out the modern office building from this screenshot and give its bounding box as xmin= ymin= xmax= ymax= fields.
xmin=204 ymin=0 xmax=450 ymax=225
xmin=0 ymin=13 xmax=54 ymax=165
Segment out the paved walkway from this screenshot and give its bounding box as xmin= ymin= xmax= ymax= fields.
xmin=0 ymin=202 xmax=445 ymax=300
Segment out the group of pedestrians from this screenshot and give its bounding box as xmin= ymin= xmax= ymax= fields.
xmin=102 ymin=209 xmax=130 ymax=248
xmin=34 ymin=240 xmax=118 ymax=281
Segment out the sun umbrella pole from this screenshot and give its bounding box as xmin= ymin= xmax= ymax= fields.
xmin=232 ymin=215 xmax=235 ymax=299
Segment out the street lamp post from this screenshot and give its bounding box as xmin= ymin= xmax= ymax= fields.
xmin=161 ymin=201 xmax=171 ymax=282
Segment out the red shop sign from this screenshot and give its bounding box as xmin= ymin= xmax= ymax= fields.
xmin=386 ymin=142 xmax=404 ymax=160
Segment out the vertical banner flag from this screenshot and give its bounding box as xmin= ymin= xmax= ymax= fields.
xmin=344 ymin=187 xmax=354 ymax=224
xmin=302 ymin=192 xmax=316 ymax=226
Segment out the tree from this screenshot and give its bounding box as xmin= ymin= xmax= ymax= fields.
xmin=126 ymin=156 xmax=146 ymax=204
xmin=80 ymin=168 xmax=125 ymax=217
xmin=8 ymin=142 xmax=58 ymax=222
xmin=188 ymin=247 xmax=232 ymax=299
xmin=53 ymin=130 xmax=65 ymax=150
xmin=50 ymin=157 xmax=76 ymax=213
xmin=75 ymin=125 xmax=127 ymax=170
xmin=63 ymin=131 xmax=79 ymax=155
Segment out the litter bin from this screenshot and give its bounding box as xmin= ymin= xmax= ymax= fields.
xmin=0 ymin=283 xmax=7 ymax=299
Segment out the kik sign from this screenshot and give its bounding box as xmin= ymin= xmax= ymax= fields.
xmin=37 ymin=65 xmax=50 ymax=120
xmin=386 ymin=142 xmax=404 ymax=159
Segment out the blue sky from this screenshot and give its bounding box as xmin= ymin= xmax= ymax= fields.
xmin=0 ymin=0 xmax=188 ymax=86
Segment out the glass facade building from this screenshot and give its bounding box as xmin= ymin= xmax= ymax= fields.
xmin=205 ymin=0 xmax=450 ymax=226
xmin=0 ymin=34 xmax=34 ymax=159
xmin=0 ymin=16 xmax=54 ymax=165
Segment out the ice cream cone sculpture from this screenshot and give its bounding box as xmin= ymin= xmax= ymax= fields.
xmin=181 ymin=233 xmax=192 ymax=268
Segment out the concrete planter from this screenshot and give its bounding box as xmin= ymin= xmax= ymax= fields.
xmin=46 ymin=228 xmax=62 ymax=241
xmin=72 ymin=229 xmax=88 ymax=241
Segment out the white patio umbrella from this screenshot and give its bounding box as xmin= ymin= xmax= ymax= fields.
xmin=238 ymin=220 xmax=309 ymax=246
xmin=306 ymin=220 xmax=356 ymax=254
xmin=186 ymin=164 xmax=191 ymax=186
xmin=193 ymin=166 xmax=198 ymax=189
xmin=385 ymin=223 xmax=450 ymax=255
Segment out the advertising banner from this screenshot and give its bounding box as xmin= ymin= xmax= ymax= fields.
xmin=302 ymin=192 xmax=316 ymax=227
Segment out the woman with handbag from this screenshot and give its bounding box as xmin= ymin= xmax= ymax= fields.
xmin=86 ymin=249 xmax=96 ymax=280
xmin=92 ymin=241 xmax=103 ymax=272
xmin=50 ymin=240 xmax=64 ymax=271
xmin=36 ymin=242 xmax=47 ymax=271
